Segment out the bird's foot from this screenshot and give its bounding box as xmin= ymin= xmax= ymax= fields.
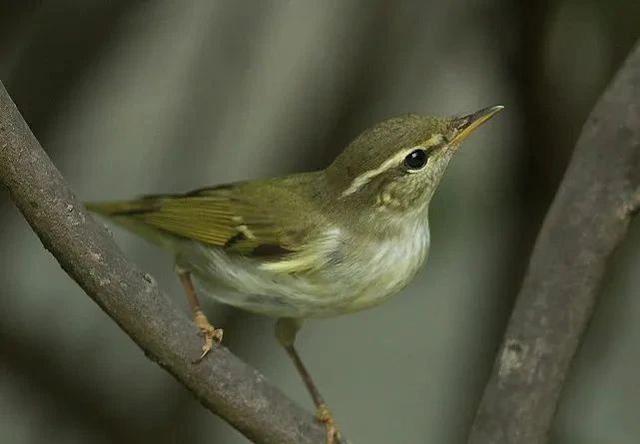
xmin=192 ymin=309 xmax=223 ymax=363
xmin=316 ymin=403 xmax=341 ymax=444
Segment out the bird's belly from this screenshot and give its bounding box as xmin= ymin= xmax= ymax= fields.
xmin=182 ymin=225 xmax=430 ymax=318
xmin=337 ymin=229 xmax=430 ymax=314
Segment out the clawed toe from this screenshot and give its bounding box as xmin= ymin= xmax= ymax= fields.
xmin=192 ymin=309 xmax=223 ymax=363
xmin=316 ymin=404 xmax=341 ymax=444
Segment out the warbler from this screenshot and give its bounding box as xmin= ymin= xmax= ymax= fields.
xmin=86 ymin=105 xmax=503 ymax=443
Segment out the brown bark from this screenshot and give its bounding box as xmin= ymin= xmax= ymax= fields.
xmin=468 ymin=40 xmax=640 ymax=443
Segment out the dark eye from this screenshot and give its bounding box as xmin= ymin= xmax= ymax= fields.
xmin=404 ymin=149 xmax=428 ymax=170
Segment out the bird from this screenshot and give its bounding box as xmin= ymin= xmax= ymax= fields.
xmin=86 ymin=105 xmax=503 ymax=443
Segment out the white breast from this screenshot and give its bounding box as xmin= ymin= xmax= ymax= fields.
xmin=341 ymin=219 xmax=430 ymax=313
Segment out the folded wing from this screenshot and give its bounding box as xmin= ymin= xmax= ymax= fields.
xmin=86 ymin=173 xmax=333 ymax=273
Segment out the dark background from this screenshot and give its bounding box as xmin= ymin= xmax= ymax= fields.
xmin=1 ymin=1 xmax=639 ymax=443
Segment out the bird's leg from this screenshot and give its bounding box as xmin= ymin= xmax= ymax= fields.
xmin=275 ymin=318 xmax=341 ymax=444
xmin=176 ymin=267 xmax=223 ymax=362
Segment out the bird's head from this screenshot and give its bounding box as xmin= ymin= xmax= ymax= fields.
xmin=326 ymin=106 xmax=503 ymax=218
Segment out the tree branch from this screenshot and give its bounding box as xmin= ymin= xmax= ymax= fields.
xmin=0 ymin=80 xmax=326 ymax=444
xmin=468 ymin=40 xmax=640 ymax=443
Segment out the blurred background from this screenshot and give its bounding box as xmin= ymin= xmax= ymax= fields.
xmin=0 ymin=1 xmax=639 ymax=443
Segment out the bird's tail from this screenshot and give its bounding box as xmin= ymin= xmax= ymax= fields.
xmin=85 ymin=198 xmax=178 ymax=250
xmin=85 ymin=198 xmax=158 ymax=217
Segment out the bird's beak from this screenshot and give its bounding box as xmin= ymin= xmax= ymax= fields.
xmin=450 ymin=105 xmax=504 ymax=144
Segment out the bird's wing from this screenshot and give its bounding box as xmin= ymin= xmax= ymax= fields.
xmin=87 ymin=174 xmax=334 ymax=273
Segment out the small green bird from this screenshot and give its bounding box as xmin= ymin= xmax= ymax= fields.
xmin=86 ymin=105 xmax=502 ymax=442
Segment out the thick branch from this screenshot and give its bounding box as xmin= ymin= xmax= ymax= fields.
xmin=468 ymin=41 xmax=640 ymax=443
xmin=0 ymin=81 xmax=326 ymax=444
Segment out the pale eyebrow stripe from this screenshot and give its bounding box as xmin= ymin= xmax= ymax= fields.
xmin=340 ymin=151 xmax=407 ymax=197
xmin=339 ymin=133 xmax=444 ymax=198
xmin=424 ymin=133 xmax=444 ymax=146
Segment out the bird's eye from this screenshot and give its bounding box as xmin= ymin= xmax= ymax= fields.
xmin=404 ymin=149 xmax=428 ymax=171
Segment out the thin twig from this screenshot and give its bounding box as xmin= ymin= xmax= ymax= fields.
xmin=468 ymin=39 xmax=640 ymax=444
xmin=0 ymin=80 xmax=326 ymax=444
